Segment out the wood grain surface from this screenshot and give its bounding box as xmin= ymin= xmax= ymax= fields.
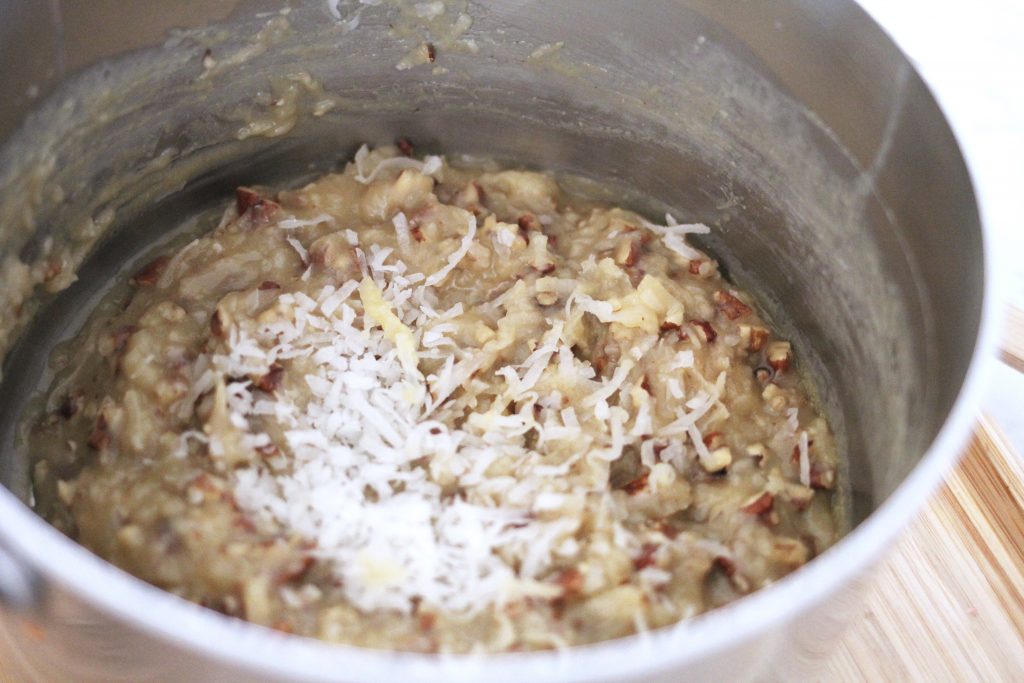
xmin=2 ymin=417 xmax=1022 ymax=682
xmin=820 ymin=415 xmax=1024 ymax=681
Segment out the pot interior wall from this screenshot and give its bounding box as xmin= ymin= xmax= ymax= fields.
xmin=0 ymin=0 xmax=983 ymax=533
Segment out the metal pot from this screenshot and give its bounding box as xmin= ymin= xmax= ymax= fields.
xmin=0 ymin=1 xmax=997 ymax=680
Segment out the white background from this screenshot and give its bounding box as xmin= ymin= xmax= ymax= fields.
xmin=856 ymin=0 xmax=1024 ymax=453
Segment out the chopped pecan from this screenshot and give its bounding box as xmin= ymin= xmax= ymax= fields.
xmin=235 ymin=187 xmax=265 ymax=213
xmin=419 ymin=612 xmax=437 ymax=631
xmin=740 ymin=491 xmax=775 ymax=516
xmin=276 ymin=555 xmax=314 ymax=584
xmin=426 ymin=42 xmax=437 ymax=63
xmin=714 ymin=556 xmax=751 ymax=592
xmin=517 ymin=214 xmax=541 ymax=233
xmin=253 ymin=363 xmax=284 ymax=393
xmin=633 ymin=543 xmax=660 ymax=570
xmin=766 ymin=341 xmax=792 ymax=373
xmin=739 ymin=324 xmax=769 ymax=352
xmin=692 ymin=320 xmax=717 ymax=344
xmin=713 ymin=290 xmax=752 ymax=320
xmin=614 ymin=238 xmax=641 ymax=267
xmin=554 ymin=567 xmax=584 ymax=596
xmin=258 ymin=280 xmax=281 ymax=291
xmin=702 ymin=432 xmax=724 ymax=450
xmin=622 ymin=472 xmax=649 ymax=495
xmin=688 ymin=259 xmax=716 ymax=279
xmin=234 ymin=187 xmax=281 ymax=228
xmin=86 ymin=415 xmax=109 ymax=451
xmin=396 ymin=137 xmax=415 ymax=157
xmin=210 ymin=309 xmax=227 ymax=339
xmin=809 ymin=463 xmax=836 ymax=490
xmin=130 ymin=255 xmax=171 ymax=287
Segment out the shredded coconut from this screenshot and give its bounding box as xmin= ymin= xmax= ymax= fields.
xmin=353 ymin=144 xmax=444 ymax=185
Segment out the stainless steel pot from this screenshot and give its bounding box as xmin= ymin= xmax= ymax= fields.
xmin=0 ymin=1 xmax=998 ymax=681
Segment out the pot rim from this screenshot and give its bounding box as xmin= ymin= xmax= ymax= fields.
xmin=0 ymin=16 xmax=1004 ymax=683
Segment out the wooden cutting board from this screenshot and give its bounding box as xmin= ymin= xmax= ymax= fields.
xmin=820 ymin=415 xmax=1024 ymax=681
xmin=3 ymin=417 xmax=1022 ymax=681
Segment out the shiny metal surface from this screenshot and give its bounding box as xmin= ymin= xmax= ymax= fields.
xmin=0 ymin=1 xmax=996 ymax=681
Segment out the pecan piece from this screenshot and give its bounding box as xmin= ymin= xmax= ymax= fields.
xmin=210 ymin=309 xmax=228 ymax=339
xmin=275 ymin=555 xmax=314 ymax=584
xmin=739 ymin=324 xmax=769 ymax=353
xmin=688 ymin=259 xmax=716 ymax=279
xmin=234 ymin=187 xmax=281 ymax=228
xmin=809 ymin=463 xmax=836 ymax=490
xmin=622 ymin=472 xmax=649 ymax=495
xmin=740 ymin=491 xmax=775 ymax=516
xmin=86 ymin=416 xmax=109 ymax=451
xmin=633 ymin=543 xmax=660 ymax=570
xmin=702 ymin=431 xmax=725 ymax=451
xmin=553 ymin=567 xmax=584 ymax=597
xmin=766 ymin=341 xmax=792 ymax=373
xmin=713 ymin=290 xmax=752 ymax=320
xmin=253 ymin=363 xmax=284 ymax=393
xmin=130 ymin=255 xmax=171 ymax=287
xmin=396 ymin=137 xmax=415 ymax=157
xmin=714 ymin=556 xmax=751 ymax=592
xmin=614 ymin=238 xmax=641 ymax=267
xmin=692 ymin=320 xmax=717 ymax=344
xmin=517 ymin=213 xmax=541 ymax=233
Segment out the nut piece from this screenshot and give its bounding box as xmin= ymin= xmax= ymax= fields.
xmin=210 ymin=309 xmax=229 ymax=339
xmin=529 ymin=234 xmax=556 ymax=274
xmin=702 ymin=431 xmax=725 ymax=451
xmin=699 ymin=446 xmax=732 ymax=473
xmin=692 ymin=320 xmax=717 ymax=344
xmin=253 ymin=363 xmax=284 ymax=393
xmin=614 ymin=238 xmax=641 ymax=267
xmin=130 ymin=256 xmax=171 ymax=287
xmin=714 ymin=556 xmax=751 ymax=592
xmin=713 ymin=290 xmax=752 ymax=320
xmin=396 ymin=137 xmax=414 ymax=157
xmin=688 ymin=259 xmax=716 ymax=279
xmin=740 ymin=491 xmax=775 ymax=516
xmin=766 ymin=341 xmax=792 ymax=373
xmin=517 ymin=213 xmax=541 ymax=233
xmin=739 ymin=324 xmax=769 ymax=353
xmin=633 ymin=542 xmax=660 ymax=570
xmin=553 ymin=567 xmax=584 ymax=597
xmin=810 ymin=463 xmax=836 ymax=490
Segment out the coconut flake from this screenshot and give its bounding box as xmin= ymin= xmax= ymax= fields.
xmin=392 ymin=211 xmax=411 ymax=252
